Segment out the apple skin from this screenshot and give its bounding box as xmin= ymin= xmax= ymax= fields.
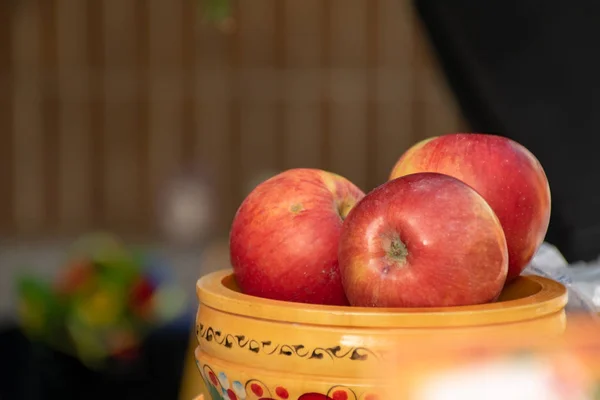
xmin=338 ymin=172 xmax=508 ymax=308
xmin=389 ymin=133 xmax=551 ymax=282
xmin=230 ymin=168 xmax=365 ymax=306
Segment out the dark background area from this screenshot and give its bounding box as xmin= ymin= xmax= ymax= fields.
xmin=416 ymin=0 xmax=600 ymax=262
xmin=0 ymin=320 xmax=190 ymax=400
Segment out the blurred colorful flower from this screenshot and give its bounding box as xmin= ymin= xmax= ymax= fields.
xmin=15 ymin=233 xmax=187 ymax=367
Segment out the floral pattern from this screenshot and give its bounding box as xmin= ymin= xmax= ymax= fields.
xmin=198 ymin=362 xmax=380 ymax=400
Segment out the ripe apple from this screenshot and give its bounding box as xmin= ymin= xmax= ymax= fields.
xmin=230 ymin=168 xmax=365 ymax=305
xmin=389 ymin=133 xmax=551 ymax=282
xmin=338 ymin=172 xmax=508 ymax=308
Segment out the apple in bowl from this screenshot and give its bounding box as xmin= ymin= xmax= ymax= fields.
xmin=230 ymin=168 xmax=365 ymax=306
xmin=338 ymin=172 xmax=508 ymax=308
xmin=389 ymin=133 xmax=551 ymax=282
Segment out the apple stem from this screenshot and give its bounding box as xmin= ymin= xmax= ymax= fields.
xmin=388 ymin=238 xmax=408 ymax=263
xmin=337 ymin=201 xmax=354 ymax=220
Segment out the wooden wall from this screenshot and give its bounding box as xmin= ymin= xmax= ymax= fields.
xmin=0 ymin=0 xmax=465 ymax=238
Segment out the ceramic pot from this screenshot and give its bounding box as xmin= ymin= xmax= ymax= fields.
xmin=194 ymin=269 xmax=567 ymax=400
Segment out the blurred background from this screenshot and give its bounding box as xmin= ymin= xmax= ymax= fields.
xmin=0 ymin=0 xmax=464 ymax=398
xmin=0 ymin=0 xmax=461 ymax=243
xmin=2 ymin=0 xmax=599 ymax=398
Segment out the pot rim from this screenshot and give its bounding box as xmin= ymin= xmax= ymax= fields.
xmin=196 ymin=269 xmax=568 ymax=328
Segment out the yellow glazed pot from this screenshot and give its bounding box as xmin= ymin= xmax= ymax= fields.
xmin=195 ymin=269 xmax=567 ymax=400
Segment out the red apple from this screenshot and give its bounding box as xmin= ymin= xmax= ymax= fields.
xmin=389 ymin=133 xmax=551 ymax=282
xmin=338 ymin=172 xmax=508 ymax=308
xmin=230 ymin=168 xmax=365 ymax=305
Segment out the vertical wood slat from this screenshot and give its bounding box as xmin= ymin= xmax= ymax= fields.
xmin=135 ymin=0 xmax=150 ymax=232
xmin=227 ymin=2 xmax=242 ymax=222
xmin=365 ymin=0 xmax=380 ymax=191
xmin=40 ymin=0 xmax=60 ymax=230
xmin=86 ymin=0 xmax=106 ymax=228
xmin=319 ymin=0 xmax=332 ymax=171
xmin=195 ymin=22 xmax=233 ymax=234
xmin=283 ymin=0 xmax=322 ymax=170
xmin=0 ymin=0 xmax=14 ymax=233
xmin=13 ymin=0 xmax=44 ymax=232
xmin=57 ymin=0 xmax=91 ymax=231
xmin=237 ymin=0 xmax=279 ymax=197
xmin=410 ymin=10 xmax=430 ymax=143
xmin=375 ymin=0 xmax=417 ymax=184
xmin=273 ymin=0 xmax=286 ymax=172
xmin=148 ymin=0 xmax=184 ymax=210
xmin=103 ymin=0 xmax=138 ymax=227
xmin=329 ymin=0 xmax=368 ymax=190
xmin=181 ymin=0 xmax=198 ymax=166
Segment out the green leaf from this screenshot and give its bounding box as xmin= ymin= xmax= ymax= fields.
xmin=201 ymin=0 xmax=232 ymax=22
xmin=16 ymin=275 xmax=65 ymax=337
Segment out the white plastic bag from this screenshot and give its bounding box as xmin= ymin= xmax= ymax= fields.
xmin=522 ymin=242 xmax=598 ymax=314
